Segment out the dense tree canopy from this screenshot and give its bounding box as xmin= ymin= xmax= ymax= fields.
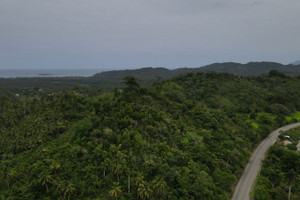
xmin=0 ymin=72 xmax=300 ymax=199
xmin=254 ymin=128 xmax=300 ymax=200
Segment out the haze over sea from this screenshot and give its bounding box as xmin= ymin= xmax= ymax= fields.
xmin=0 ymin=69 xmax=111 ymax=78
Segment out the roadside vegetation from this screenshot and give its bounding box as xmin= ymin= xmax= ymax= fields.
xmin=254 ymin=128 xmax=300 ymax=200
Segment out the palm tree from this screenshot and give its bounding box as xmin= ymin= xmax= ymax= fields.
xmin=135 ymin=175 xmax=145 ymax=187
xmin=109 ymin=183 xmax=122 ymax=200
xmin=152 ymin=177 xmax=167 ymax=199
xmin=38 ymin=174 xmax=53 ymax=191
xmin=138 ymin=183 xmax=153 ymax=200
xmin=55 ymin=181 xmax=75 ymax=199
xmin=113 ymin=162 xmax=123 ymax=182
xmin=55 ymin=181 xmax=64 ymax=198
xmin=135 ymin=175 xmax=145 ymax=199
xmin=100 ymin=158 xmax=109 ymax=178
xmin=286 ymin=170 xmax=299 ymax=200
xmin=63 ymin=182 xmax=75 ymax=200
xmin=137 ymin=183 xmax=145 ymax=199
xmin=126 ymin=170 xmax=132 ymax=193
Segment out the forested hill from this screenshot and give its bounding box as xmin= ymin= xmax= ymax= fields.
xmin=1 ymin=71 xmax=300 ymax=199
xmin=93 ymin=61 xmax=300 ymax=80
xmin=197 ymin=61 xmax=300 ymax=76
xmin=1 ymin=62 xmax=300 ymax=94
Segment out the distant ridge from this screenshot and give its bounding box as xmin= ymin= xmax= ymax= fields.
xmin=197 ymin=61 xmax=300 ymax=76
xmin=92 ymin=61 xmax=300 ymax=80
xmin=291 ymin=60 xmax=300 ymax=65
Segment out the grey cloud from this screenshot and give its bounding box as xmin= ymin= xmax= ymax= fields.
xmin=0 ymin=0 xmax=299 ymax=69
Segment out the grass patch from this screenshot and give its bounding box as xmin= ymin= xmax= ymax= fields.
xmin=285 ymin=116 xmax=293 ymax=122
xmin=256 ymin=112 xmax=275 ymax=121
xmin=251 ymin=122 xmax=259 ymax=129
xmin=250 ymin=171 xmax=260 ymax=199
xmin=291 ymin=111 xmax=300 ymax=120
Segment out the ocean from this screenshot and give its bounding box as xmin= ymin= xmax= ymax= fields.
xmin=0 ymin=69 xmax=110 ymax=78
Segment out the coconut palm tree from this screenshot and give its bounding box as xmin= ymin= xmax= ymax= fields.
xmin=286 ymin=169 xmax=299 ymax=200
xmin=137 ymin=183 xmax=153 ymax=200
xmin=152 ymin=177 xmax=167 ymax=199
xmin=63 ymin=182 xmax=75 ymax=200
xmin=38 ymin=173 xmax=53 ymax=191
xmin=109 ymin=183 xmax=122 ymax=200
xmin=55 ymin=181 xmax=64 ymax=198
xmin=135 ymin=175 xmax=145 ymax=199
xmin=55 ymin=181 xmax=75 ymax=199
xmin=113 ymin=162 xmax=123 ymax=182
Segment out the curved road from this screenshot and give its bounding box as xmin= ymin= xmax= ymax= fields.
xmin=232 ymin=122 xmax=300 ymax=200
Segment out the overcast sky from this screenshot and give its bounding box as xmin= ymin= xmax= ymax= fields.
xmin=0 ymin=0 xmax=299 ymax=69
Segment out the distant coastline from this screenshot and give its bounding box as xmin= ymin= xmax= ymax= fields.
xmin=0 ymin=69 xmax=107 ymax=78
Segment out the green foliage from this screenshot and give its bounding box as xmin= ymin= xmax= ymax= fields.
xmin=254 ymin=128 xmax=300 ymax=200
xmin=254 ymin=177 xmax=272 ymax=200
xmin=1 ymin=72 xmax=300 ymax=199
xmin=268 ymin=69 xmax=287 ymax=78
xmin=291 ymin=112 xmax=300 ymax=121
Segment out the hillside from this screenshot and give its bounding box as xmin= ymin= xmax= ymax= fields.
xmin=198 ymin=62 xmax=300 ymax=76
xmin=1 ymin=71 xmax=300 ymax=199
xmin=92 ymin=61 xmax=300 ymax=81
xmin=1 ymin=62 xmax=300 ymax=95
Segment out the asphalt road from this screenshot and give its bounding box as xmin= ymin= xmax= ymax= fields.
xmin=232 ymin=122 xmax=300 ymax=200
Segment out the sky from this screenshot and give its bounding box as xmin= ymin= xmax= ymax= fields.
xmin=0 ymin=0 xmax=300 ymax=69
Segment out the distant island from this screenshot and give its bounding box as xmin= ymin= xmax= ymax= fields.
xmin=38 ymin=73 xmax=55 ymax=76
